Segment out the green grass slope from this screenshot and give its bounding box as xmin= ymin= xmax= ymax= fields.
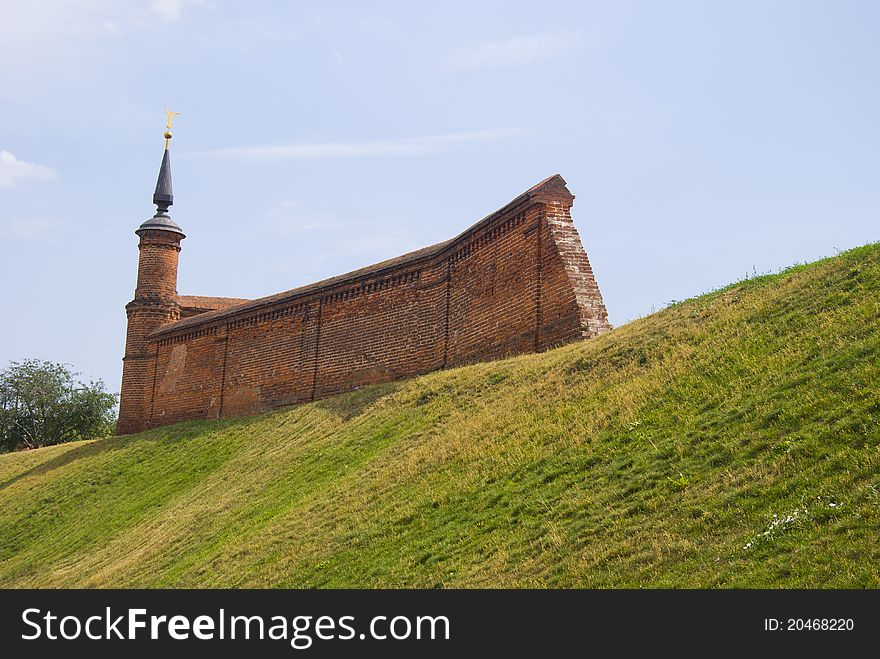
xmin=2 ymin=244 xmax=879 ymax=588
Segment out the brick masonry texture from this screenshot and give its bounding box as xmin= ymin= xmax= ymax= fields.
xmin=116 ymin=174 xmax=611 ymax=433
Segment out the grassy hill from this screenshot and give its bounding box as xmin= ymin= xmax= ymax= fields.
xmin=1 ymin=244 xmax=878 ymax=588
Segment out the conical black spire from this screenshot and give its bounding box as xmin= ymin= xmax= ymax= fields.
xmin=137 ymin=127 xmax=185 ymax=237
xmin=153 ymin=149 xmax=174 ymax=213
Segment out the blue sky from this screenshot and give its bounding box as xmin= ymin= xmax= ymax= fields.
xmin=1 ymin=0 xmax=878 ymax=392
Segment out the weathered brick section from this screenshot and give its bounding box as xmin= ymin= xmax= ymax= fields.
xmin=117 ymin=175 xmax=610 ymax=433
xmin=533 ymin=177 xmax=611 ymax=338
xmin=178 ymin=295 xmax=251 ymax=319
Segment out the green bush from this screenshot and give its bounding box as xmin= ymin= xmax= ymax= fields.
xmin=0 ymin=359 xmax=117 ymax=452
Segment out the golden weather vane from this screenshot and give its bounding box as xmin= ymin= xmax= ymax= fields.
xmin=163 ymin=108 xmax=180 ymax=149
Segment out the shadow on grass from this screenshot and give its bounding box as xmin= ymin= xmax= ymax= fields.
xmin=0 ymin=437 xmax=134 ymax=492
xmin=0 ymin=419 xmax=235 ymax=492
xmin=1 ymin=383 xmax=398 ymax=492
xmin=314 ymin=382 xmax=401 ymax=421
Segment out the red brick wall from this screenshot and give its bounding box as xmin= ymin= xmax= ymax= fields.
xmin=118 ymin=175 xmax=610 ymax=433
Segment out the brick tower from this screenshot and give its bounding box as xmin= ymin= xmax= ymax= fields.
xmin=116 ymin=124 xmax=185 ymax=434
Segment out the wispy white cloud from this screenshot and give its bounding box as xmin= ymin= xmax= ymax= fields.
xmin=263 ymin=231 xmax=423 ymax=281
xmin=443 ymin=31 xmax=585 ymax=73
xmin=0 ymin=151 xmax=56 ymax=189
xmin=186 ymin=128 xmax=524 ymax=161
xmin=0 ymin=1 xmax=208 ymax=81
xmin=0 ymin=1 xmax=118 ymax=51
xmin=0 ymin=1 xmax=193 ymax=46
xmin=328 ymin=42 xmax=345 ymax=66
xmin=149 ymin=0 xmax=185 ymax=22
xmin=256 ymin=198 xmax=420 ymax=281
xmin=0 ymin=216 xmax=65 ymax=241
xmin=239 ymin=17 xmax=304 ymax=42
xmin=356 ymin=16 xmax=392 ymax=35
xmin=261 ymin=199 xmax=370 ymax=236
